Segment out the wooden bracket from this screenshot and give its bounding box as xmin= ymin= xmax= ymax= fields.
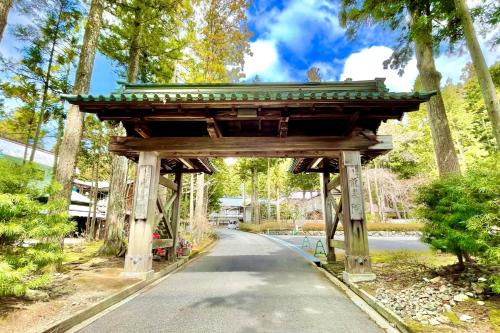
xmin=159 ymin=176 xmax=178 ymax=192
xmin=206 ymin=117 xmax=222 ymax=138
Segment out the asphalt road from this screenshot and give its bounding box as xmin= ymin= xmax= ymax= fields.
xmin=78 ymin=229 xmax=383 ymax=333
xmin=274 ymin=234 xmax=429 ymax=252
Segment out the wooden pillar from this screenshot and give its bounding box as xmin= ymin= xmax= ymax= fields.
xmin=340 ymin=151 xmax=375 ymax=283
xmin=320 ymin=171 xmax=336 ymax=263
xmin=168 ymin=171 xmax=183 ymax=262
xmin=123 ymin=151 xmax=160 ymax=279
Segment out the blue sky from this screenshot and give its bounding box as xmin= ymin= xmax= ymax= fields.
xmin=1 ymin=0 xmax=498 ymax=95
xmin=0 ymin=0 xmax=498 ymax=149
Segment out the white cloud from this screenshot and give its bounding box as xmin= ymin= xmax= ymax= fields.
xmin=243 ymin=39 xmax=292 ymax=82
xmin=340 ymin=39 xmax=499 ymax=91
xmin=340 ymin=46 xmax=419 ymax=91
xmin=250 ymin=0 xmax=343 ymax=55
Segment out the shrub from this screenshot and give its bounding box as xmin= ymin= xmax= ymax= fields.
xmin=238 ymin=222 xmax=294 ymax=233
xmin=416 ymin=154 xmax=499 ymax=268
xmin=0 ymin=160 xmax=74 ymax=297
xmin=302 ymin=222 xmax=325 ymax=232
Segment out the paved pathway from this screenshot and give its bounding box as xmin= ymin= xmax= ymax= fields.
xmin=78 ymin=230 xmax=383 ymax=333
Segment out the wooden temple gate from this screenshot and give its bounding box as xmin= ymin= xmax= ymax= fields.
xmin=63 ymin=79 xmax=433 ymax=282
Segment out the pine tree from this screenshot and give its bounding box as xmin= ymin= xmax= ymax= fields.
xmin=0 ymin=159 xmax=74 ymax=296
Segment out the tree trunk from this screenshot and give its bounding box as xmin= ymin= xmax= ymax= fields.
xmin=100 ymin=5 xmax=143 ymax=255
xmin=54 ymin=0 xmax=105 ymax=204
xmin=242 ymin=181 xmax=246 ymax=223
xmin=0 ymin=0 xmax=13 ymax=43
xmin=411 ymin=11 xmax=461 ymax=176
xmin=373 ymin=171 xmax=384 ymax=222
xmin=251 ymin=168 xmax=259 ymax=224
xmin=89 ymin=156 xmax=100 ymax=240
xmin=51 ymin=109 xmax=64 ymax=178
xmin=266 ymin=159 xmax=271 ymax=220
xmin=390 ymin=194 xmax=401 ymax=219
xmin=454 ymin=0 xmax=500 ymax=148
xmin=98 ymin=125 xmax=128 ymax=256
xmin=126 ymin=7 xmax=143 ymax=83
xmin=193 ymin=173 xmax=205 ymax=244
xmin=189 ymin=174 xmax=194 ymax=223
xmin=456 ymin=253 xmax=465 ymax=271
xmin=366 ymin=173 xmax=374 ymax=215
xmin=276 ymin=187 xmax=281 ymax=223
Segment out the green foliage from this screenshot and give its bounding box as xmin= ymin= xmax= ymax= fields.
xmin=462 ymin=62 xmax=500 ymax=151
xmin=0 ymin=159 xmax=75 ymax=297
xmin=181 ymin=0 xmax=251 ymax=83
xmin=416 ymin=154 xmax=499 ymax=264
xmin=288 ymin=172 xmax=319 ymax=193
xmin=99 ymin=0 xmax=193 ymax=82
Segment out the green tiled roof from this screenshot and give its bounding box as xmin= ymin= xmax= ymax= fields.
xmin=61 ymin=79 xmax=436 ymax=104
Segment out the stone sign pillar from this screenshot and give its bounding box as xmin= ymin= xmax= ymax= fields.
xmin=123 ymin=151 xmax=160 ymax=279
xmin=340 ymin=151 xmax=375 ymax=283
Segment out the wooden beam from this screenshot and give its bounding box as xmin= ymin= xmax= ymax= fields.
xmin=156 ymin=196 xmax=176 ymax=238
xmin=327 ymin=176 xmax=340 ymax=191
xmin=206 ymin=117 xmax=222 ymax=138
xmin=330 ymin=197 xmax=342 ymax=239
xmin=109 ymin=135 xmax=393 ymax=158
xmin=159 ymin=176 xmax=178 ymax=192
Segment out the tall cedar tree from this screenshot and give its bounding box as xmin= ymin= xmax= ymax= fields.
xmin=185 ymin=0 xmax=251 ymax=229
xmin=98 ymin=0 xmax=192 ymax=255
xmin=340 ymin=0 xmax=461 ymax=176
xmin=54 ymin=0 xmax=105 ymax=206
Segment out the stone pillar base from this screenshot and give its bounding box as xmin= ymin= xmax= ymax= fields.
xmin=120 ymin=270 xmax=154 ymax=280
xmin=123 ymin=253 xmax=153 ymax=279
xmin=342 ymin=271 xmax=376 ymax=284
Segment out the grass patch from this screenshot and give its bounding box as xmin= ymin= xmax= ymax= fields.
xmin=445 ymin=311 xmax=462 ymax=326
xmin=63 ymin=240 xmax=103 ymax=264
xmin=370 ymin=250 xmax=456 ymax=267
xmin=487 ymin=298 xmax=500 ymax=333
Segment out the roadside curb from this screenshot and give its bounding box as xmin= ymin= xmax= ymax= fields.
xmin=40 ymin=236 xmax=218 ymax=333
xmin=318 ymin=265 xmax=413 ymax=333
